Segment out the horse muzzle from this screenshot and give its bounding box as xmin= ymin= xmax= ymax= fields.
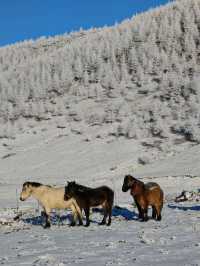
xmin=64 ymin=194 xmax=70 ymax=201
xmin=20 ymin=196 xmax=25 ymax=201
xmin=122 ymin=185 xmax=129 ymax=192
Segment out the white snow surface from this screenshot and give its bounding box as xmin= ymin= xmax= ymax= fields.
xmin=0 ymin=126 xmax=200 ymax=266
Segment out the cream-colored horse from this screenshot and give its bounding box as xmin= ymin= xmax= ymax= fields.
xmin=20 ymin=181 xmax=82 ymax=228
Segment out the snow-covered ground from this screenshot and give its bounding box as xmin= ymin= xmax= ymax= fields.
xmin=0 ymin=126 xmax=200 ymax=266
xmin=0 ymin=202 xmax=200 ymax=266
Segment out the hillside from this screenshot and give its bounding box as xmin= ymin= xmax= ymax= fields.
xmin=0 ymin=0 xmax=200 ymax=163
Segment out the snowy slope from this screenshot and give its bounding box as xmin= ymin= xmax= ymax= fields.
xmin=0 ymin=0 xmax=200 ymax=161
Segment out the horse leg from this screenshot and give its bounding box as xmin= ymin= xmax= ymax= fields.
xmin=70 ymin=203 xmax=82 ymax=226
xmin=70 ymin=214 xmax=76 ymax=227
xmin=155 ymin=204 xmax=162 ymax=221
xmin=77 ymin=212 xmax=83 ymax=226
xmin=135 ymin=200 xmax=142 ymax=219
xmin=76 ymin=206 xmax=83 ymax=226
xmin=99 ymin=208 xmax=107 ymax=225
xmin=141 ymin=206 xmax=148 ymax=222
xmin=107 ymin=204 xmax=112 ymax=226
xmin=107 ymin=192 xmax=114 ymax=226
xmin=84 ymin=207 xmax=90 ymax=227
xmin=157 ymin=214 xmax=162 ymax=221
xmin=99 ymin=202 xmax=108 ymax=225
xmin=152 ymin=206 xmax=157 ymax=220
xmin=43 ymin=209 xmax=51 ymax=228
xmin=74 ymin=202 xmax=83 ymax=225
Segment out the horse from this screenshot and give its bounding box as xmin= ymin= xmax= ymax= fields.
xmin=64 ymin=181 xmax=114 ymax=226
xmin=20 ymin=181 xmax=83 ymax=228
xmin=122 ymin=175 xmax=163 ymax=221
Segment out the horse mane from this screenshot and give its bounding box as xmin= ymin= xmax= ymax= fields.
xmin=23 ymin=181 xmax=43 ymax=187
xmin=124 ymin=175 xmax=145 ymax=190
xmin=73 ymin=182 xmax=91 ymax=191
xmin=67 ymin=181 xmax=91 ymax=192
xmin=135 ymin=178 xmax=145 ymax=187
xmin=23 ymin=181 xmax=53 ymax=188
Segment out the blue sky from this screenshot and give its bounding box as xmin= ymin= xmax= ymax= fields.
xmin=0 ymin=0 xmax=170 ymax=47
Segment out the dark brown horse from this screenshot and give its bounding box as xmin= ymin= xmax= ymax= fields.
xmin=122 ymin=175 xmax=163 ymax=221
xmin=64 ymin=181 xmax=114 ymax=226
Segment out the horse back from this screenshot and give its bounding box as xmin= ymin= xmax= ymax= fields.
xmin=43 ymin=187 xmax=74 ymax=209
xmin=144 ymin=183 xmax=164 ymax=206
xmin=145 ymin=182 xmax=160 ymax=191
xmin=75 ymin=185 xmax=114 ymax=207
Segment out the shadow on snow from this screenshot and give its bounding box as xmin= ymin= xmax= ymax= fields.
xmin=22 ymin=206 xmax=137 ymax=226
xmin=168 ymin=204 xmax=200 ymax=211
xmin=22 ymin=213 xmax=73 ymax=226
xmin=93 ymin=205 xmax=138 ymax=221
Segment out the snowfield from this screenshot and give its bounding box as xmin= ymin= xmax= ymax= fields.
xmin=0 ymin=201 xmax=200 ymax=266
xmin=0 ymin=127 xmax=200 ymax=266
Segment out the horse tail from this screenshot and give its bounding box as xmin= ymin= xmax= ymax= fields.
xmin=108 ymin=188 xmax=114 ymax=208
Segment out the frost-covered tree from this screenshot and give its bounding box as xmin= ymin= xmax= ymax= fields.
xmin=0 ymin=0 xmax=200 ymax=145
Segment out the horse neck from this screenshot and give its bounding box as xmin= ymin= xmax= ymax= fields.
xmin=31 ymin=186 xmax=46 ymax=202
xmin=129 ymin=177 xmax=143 ymax=188
xmin=137 ymin=179 xmax=145 ymax=188
xmin=131 ymin=179 xmax=145 ymax=195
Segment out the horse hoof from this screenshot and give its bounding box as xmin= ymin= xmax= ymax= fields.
xmin=99 ymin=222 xmax=106 ymax=226
xmin=85 ymin=223 xmax=90 ymax=227
xmin=141 ymin=218 xmax=148 ymax=222
xmin=106 ymin=223 xmax=111 ymax=226
xmin=157 ymin=216 xmax=162 ymax=221
xmin=70 ymin=222 xmax=76 ymax=227
xmin=43 ymin=224 xmax=50 ymax=229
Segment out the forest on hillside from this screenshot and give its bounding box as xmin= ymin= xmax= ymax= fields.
xmin=0 ymin=0 xmax=200 ymax=147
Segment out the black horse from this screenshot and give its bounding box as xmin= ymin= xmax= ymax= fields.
xmin=64 ymin=181 xmax=114 ymax=226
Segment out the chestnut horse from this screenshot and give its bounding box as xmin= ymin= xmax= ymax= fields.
xmin=122 ymin=175 xmax=163 ymax=221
